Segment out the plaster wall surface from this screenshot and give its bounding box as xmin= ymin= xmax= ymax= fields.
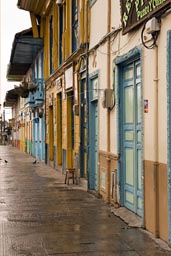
xmin=89 ymin=0 xmax=108 ymax=49
xmin=89 ymin=0 xmax=170 ymax=163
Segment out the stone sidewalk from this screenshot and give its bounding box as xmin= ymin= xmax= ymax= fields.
xmin=0 ymin=145 xmax=171 ymax=256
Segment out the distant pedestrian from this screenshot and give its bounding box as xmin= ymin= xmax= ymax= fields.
xmin=4 ymin=135 xmax=8 ymax=145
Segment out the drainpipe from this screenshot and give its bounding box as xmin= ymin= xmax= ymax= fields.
xmin=107 ymin=0 xmax=111 ymax=202
xmin=154 ymin=45 xmax=159 ymax=238
xmin=85 ymin=0 xmax=90 ymax=189
xmin=167 ymin=30 xmax=171 ymax=246
xmin=167 ymin=30 xmax=171 ymax=247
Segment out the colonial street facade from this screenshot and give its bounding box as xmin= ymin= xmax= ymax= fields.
xmin=3 ymin=0 xmax=171 ymax=245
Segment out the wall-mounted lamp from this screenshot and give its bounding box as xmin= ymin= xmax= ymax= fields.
xmin=146 ymin=17 xmax=160 ymax=35
xmin=141 ymin=17 xmax=160 ymax=49
xmin=56 ymin=0 xmax=63 ymax=5
xmin=38 ymin=107 xmax=44 ymax=118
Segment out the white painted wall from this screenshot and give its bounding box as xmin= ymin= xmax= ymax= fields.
xmin=89 ymin=0 xmax=171 ymax=164
xmin=89 ymin=0 xmax=107 ymax=49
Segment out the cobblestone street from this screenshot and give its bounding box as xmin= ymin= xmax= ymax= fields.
xmin=0 ymin=145 xmax=171 ymax=256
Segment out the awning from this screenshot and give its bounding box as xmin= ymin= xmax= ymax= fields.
xmin=7 ymin=28 xmax=43 ymax=82
xmin=4 ymin=86 xmax=29 ymax=107
xmin=17 ymin=0 xmax=54 ymax=16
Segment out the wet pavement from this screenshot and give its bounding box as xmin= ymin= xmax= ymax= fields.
xmin=0 ymin=145 xmax=171 ymax=256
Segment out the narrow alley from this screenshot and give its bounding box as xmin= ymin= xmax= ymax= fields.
xmin=0 ymin=145 xmax=171 ymax=256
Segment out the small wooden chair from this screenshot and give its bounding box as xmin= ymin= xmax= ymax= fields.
xmin=64 ymin=168 xmax=76 ymax=185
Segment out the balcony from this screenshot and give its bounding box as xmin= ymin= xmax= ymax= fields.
xmin=28 ymin=81 xmax=37 ymax=91
xmin=25 ymin=79 xmax=44 ymax=108
xmin=25 ymin=93 xmax=35 ymax=108
xmin=36 ymin=79 xmax=44 ymax=90
xmin=35 ymin=91 xmax=44 ymax=106
xmin=28 ymin=79 xmax=44 ymax=92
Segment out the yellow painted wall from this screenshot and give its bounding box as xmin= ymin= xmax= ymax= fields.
xmin=74 ymin=115 xmax=80 ymax=153
xmin=48 ymin=105 xmax=54 ymax=161
xmin=65 ymin=0 xmax=71 ymax=59
xmin=53 ymin=3 xmax=59 ymax=69
xmin=42 ymin=1 xmax=89 ymax=170
xmin=62 ymin=99 xmax=67 ymax=149
xmin=56 ymin=93 xmax=62 ymax=165
xmin=44 ymin=16 xmax=50 ymax=79
xmin=61 ymin=93 xmax=73 ymax=168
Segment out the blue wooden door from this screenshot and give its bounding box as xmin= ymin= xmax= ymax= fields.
xmin=37 ymin=119 xmax=41 ymax=159
xmin=35 ymin=119 xmax=39 ymax=159
xmin=93 ymin=101 xmax=98 ymax=190
xmin=32 ymin=119 xmax=36 ymax=157
xmin=38 ymin=117 xmax=45 ymax=161
xmin=39 ymin=117 xmax=45 ymax=161
xmin=89 ymin=100 xmax=98 ymax=190
xmin=80 ymin=79 xmax=87 ymax=177
xmin=121 ymin=60 xmax=143 ymax=216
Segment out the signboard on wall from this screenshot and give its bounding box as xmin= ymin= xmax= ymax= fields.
xmin=120 ymin=0 xmax=171 ymax=34
xmin=65 ymin=65 xmax=73 ymax=90
xmin=55 ymin=77 xmax=62 ymax=90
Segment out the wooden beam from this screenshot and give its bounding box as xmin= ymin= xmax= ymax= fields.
xmin=40 ymin=17 xmax=45 ymax=38
xmin=30 ymin=12 xmax=39 ymax=38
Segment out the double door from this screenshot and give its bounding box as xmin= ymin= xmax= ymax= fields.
xmin=121 ymin=60 xmax=143 ymax=216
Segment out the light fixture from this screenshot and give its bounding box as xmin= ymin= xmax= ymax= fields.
xmin=56 ymin=0 xmax=63 ymax=5
xmin=146 ymin=17 xmax=160 ymax=35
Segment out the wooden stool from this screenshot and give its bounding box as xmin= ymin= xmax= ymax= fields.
xmin=64 ymin=168 xmax=76 ymax=185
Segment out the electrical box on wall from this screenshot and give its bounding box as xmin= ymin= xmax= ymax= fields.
xmin=146 ymin=17 xmax=160 ymax=34
xmin=102 ymin=89 xmax=114 ymax=109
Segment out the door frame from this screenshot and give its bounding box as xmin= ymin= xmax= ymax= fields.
xmin=80 ymin=78 xmax=86 ymax=177
xmin=88 ymin=71 xmax=99 ymax=190
xmin=41 ymin=116 xmax=45 ymax=160
xmin=115 ymin=46 xmax=144 ymax=222
xmin=56 ymin=92 xmax=62 ymax=166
